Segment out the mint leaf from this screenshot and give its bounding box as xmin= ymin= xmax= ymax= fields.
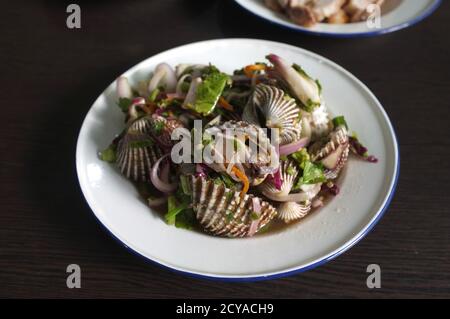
xmin=192 ymin=72 xmax=230 ymax=115
xmin=290 ymin=149 xmax=310 ymax=169
xmin=294 ymin=161 xmax=326 ymax=190
xmin=174 ymin=208 xmax=195 ymax=230
xmin=117 ymin=98 xmax=132 ymax=112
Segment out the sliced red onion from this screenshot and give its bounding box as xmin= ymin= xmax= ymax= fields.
xmin=253 ymin=197 xmax=261 ymax=213
xmin=183 ymin=77 xmax=202 ymax=108
xmin=248 ymin=220 xmax=259 ymax=237
xmin=349 ymin=136 xmax=378 ymax=163
xmin=366 ymin=155 xmax=378 ymax=163
xmin=272 ymin=168 xmax=282 ymax=190
xmin=151 ymin=154 xmax=177 ymax=193
xmin=266 ymin=54 xmax=321 ymax=107
xmin=117 ymin=76 xmax=133 ymax=99
xmin=148 ymin=63 xmax=177 ymax=93
xmin=278 ymin=137 xmax=309 ymax=156
xmin=148 ymin=197 xmax=168 ymax=207
xmin=195 ymin=164 xmax=209 ymax=177
xmin=322 ymin=182 xmax=340 ymax=196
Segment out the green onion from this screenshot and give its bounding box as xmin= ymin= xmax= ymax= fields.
xmin=179 ymin=175 xmax=191 ymax=195
xmin=165 ymin=195 xmax=188 ymax=225
xmin=148 ymin=88 xmax=160 ymax=102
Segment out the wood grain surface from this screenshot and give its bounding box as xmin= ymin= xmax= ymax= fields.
xmin=0 ymin=0 xmax=449 ymax=298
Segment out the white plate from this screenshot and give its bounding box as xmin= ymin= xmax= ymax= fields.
xmin=235 ymin=0 xmax=441 ymax=37
xmin=76 ymin=39 xmax=399 ymax=281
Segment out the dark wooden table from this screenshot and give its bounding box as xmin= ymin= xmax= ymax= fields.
xmin=1 ymin=0 xmax=449 ymax=299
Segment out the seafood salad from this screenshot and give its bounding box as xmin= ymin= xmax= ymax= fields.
xmin=99 ymin=54 xmax=377 ymax=238
xmin=265 ymin=0 xmax=386 ymax=27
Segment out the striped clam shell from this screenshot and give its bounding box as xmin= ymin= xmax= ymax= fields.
xmin=205 ymin=120 xmax=279 ymax=183
xmin=310 ymin=125 xmax=348 ymax=161
xmin=324 ymin=143 xmax=349 ymax=180
xmin=310 ymin=125 xmax=349 ymax=180
xmin=191 ymin=176 xmax=277 ymax=238
xmin=259 ymin=159 xmax=298 ymax=198
xmin=246 ymin=84 xmax=302 ymax=145
xmin=277 ymin=201 xmax=312 ymax=223
xmin=116 ymin=118 xmax=163 ymax=182
xmin=129 ymin=115 xmax=184 ymax=149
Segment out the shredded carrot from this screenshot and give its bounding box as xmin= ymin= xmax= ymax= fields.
xmin=244 ymin=64 xmax=266 ymax=78
xmin=231 ymin=166 xmax=249 ymax=198
xmin=141 ymin=103 xmax=156 ymax=114
xmin=218 ymin=97 xmax=234 ymax=111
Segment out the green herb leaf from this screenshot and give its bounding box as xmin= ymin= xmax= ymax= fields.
xmin=148 ymin=88 xmax=160 ymax=102
xmin=315 ymin=79 xmax=322 ymax=95
xmin=250 ymin=212 xmax=260 ymax=221
xmin=294 ymin=161 xmax=326 ymax=190
xmin=290 ymin=149 xmax=310 ymax=169
xmin=129 ymin=139 xmax=154 ymax=149
xmin=286 ymin=166 xmax=296 ymax=176
xmin=192 ymin=72 xmax=230 ymax=115
xmin=165 ymin=195 xmax=189 ymax=225
xmin=332 ymin=116 xmax=348 ymax=129
xmin=220 ymin=174 xmax=236 ymax=189
xmin=174 ymin=208 xmax=195 ymax=230
xmin=99 ymin=144 xmax=116 ymax=163
xmin=225 ymin=191 xmax=233 ymax=201
xmin=225 ymin=210 xmax=234 ymax=223
xmin=292 ymin=63 xmax=311 ymax=79
xmin=117 ymin=98 xmax=132 ymax=112
xmin=304 ymin=98 xmax=320 ymax=112
xmin=151 ymin=121 xmax=165 ymax=135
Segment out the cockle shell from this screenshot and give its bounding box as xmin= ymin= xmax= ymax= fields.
xmin=244 ymin=84 xmax=302 ymax=145
xmin=116 ymin=118 xmax=163 ymax=182
xmin=259 ymin=159 xmax=298 ymax=198
xmin=277 ymin=201 xmax=312 ymax=223
xmin=310 ymin=125 xmax=349 ymax=180
xmin=204 ymin=120 xmax=279 ymax=185
xmin=145 ymin=114 xmax=185 ymax=149
xmin=191 ymin=176 xmax=277 ymax=237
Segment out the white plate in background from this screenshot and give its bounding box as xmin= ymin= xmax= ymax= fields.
xmin=234 ymin=0 xmax=441 ymax=37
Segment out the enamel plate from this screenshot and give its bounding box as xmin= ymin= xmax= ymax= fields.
xmin=76 ymin=39 xmax=399 ymax=281
xmin=234 ymin=0 xmax=441 ymax=37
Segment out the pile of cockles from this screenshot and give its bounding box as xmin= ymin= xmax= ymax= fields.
xmin=265 ymin=0 xmax=386 ymax=27
xmin=99 ymin=54 xmax=377 ymax=237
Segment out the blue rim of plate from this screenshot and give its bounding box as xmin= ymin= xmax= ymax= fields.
xmin=76 ymin=40 xmax=401 ymax=282
xmin=234 ymin=0 xmax=442 ymax=38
